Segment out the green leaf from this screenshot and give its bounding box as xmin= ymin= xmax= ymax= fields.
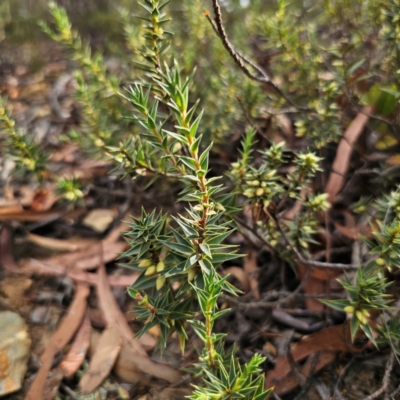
xmin=199 ymin=142 xmax=213 ymax=172
xmin=199 ymin=258 xmax=212 ymax=275
xmin=189 ymin=109 xmax=204 ymax=139
xmin=350 ymin=316 xmax=360 ymax=342
xmin=179 ymin=156 xmax=197 ymax=171
xmin=160 ymin=240 xmax=193 ymax=256
xmin=199 ymin=243 xmax=212 ymax=258
xmin=131 ymin=272 xmax=158 ymax=290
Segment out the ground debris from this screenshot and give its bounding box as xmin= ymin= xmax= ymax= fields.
xmin=0 ymin=311 xmax=31 ymax=397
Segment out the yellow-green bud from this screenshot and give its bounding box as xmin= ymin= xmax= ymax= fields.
xmin=355 ymin=310 xmax=367 ymax=324
xmin=144 ymin=266 xmax=156 ymax=275
xmin=299 ymin=240 xmax=308 ymax=248
xmin=255 ymin=188 xmax=264 ymax=197
xmin=172 ymin=142 xmax=182 ymax=153
xmin=156 ymin=261 xmax=165 ymax=272
xmin=261 ymin=181 xmax=267 ymax=188
xmin=243 ymin=188 xmax=255 ymax=198
xmin=250 ymin=180 xmax=260 ymax=186
xmin=376 ymin=257 xmax=385 ymax=266
xmin=343 ymin=305 xmax=355 ymax=313
xmin=188 ymin=268 xmax=196 ymax=282
xmin=94 ymin=138 xmax=105 ymax=147
xmin=264 ymin=170 xmax=276 ymax=179
xmin=215 ymin=203 xmax=226 ymax=211
xmin=139 ymin=259 xmax=152 ymax=267
xmin=361 ymin=309 xmax=370 ymax=317
xmin=156 ymin=276 xmax=166 ymax=290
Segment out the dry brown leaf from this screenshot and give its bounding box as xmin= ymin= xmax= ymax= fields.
xmin=26 ymin=232 xmax=97 ymax=252
xmin=25 ymin=283 xmax=89 ymax=400
xmin=0 ymin=226 xmax=134 ymax=288
xmin=16 ymin=237 xmax=133 ymax=287
xmin=80 ymin=326 xmax=123 ymax=394
xmin=334 ymin=222 xmax=372 ymax=240
xmin=97 ymin=258 xmax=181 ymax=383
xmin=297 ymin=264 xmax=341 ymax=311
xmin=265 ymin=323 xmax=363 ymax=393
xmin=224 ymin=266 xmax=250 ymax=293
xmin=0 ymin=210 xmax=60 ymax=222
xmin=97 ymin=260 xmax=148 ymax=356
xmin=267 ymin=351 xmax=337 ymax=396
xmin=29 ymin=188 xmax=59 ymax=212
xmin=60 ymin=312 xmax=92 ymax=378
xmin=23 ymin=241 xmax=127 ymax=272
xmin=88 ymin=308 xmax=156 ymax=350
xmin=0 ymin=205 xmax=24 ymax=214
xmin=243 ymin=251 xmax=260 ymax=299
xmin=19 ymin=258 xmax=138 ymax=287
xmin=89 ymin=330 xmax=147 ymax=385
xmin=325 ymin=107 xmax=372 ymax=203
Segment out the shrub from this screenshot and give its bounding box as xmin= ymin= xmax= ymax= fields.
xmin=2 ymin=0 xmax=400 ymax=397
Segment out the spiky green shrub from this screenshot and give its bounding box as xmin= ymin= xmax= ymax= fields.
xmin=3 ymin=0 xmax=400 ymax=396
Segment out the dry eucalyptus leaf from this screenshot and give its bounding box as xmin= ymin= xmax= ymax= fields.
xmin=60 ymin=312 xmax=92 ymax=378
xmin=25 ymin=283 xmax=89 ymax=400
xmin=79 ymin=325 xmax=122 ymax=394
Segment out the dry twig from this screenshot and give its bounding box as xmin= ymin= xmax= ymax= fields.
xmin=205 ymin=0 xmax=310 ymax=111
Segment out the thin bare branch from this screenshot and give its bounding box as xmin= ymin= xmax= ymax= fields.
xmin=205 ymin=2 xmax=310 ymax=111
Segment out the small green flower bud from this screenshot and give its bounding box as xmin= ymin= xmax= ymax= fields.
xmin=243 ymin=188 xmax=255 ymax=198
xmin=361 ymin=309 xmax=370 ymax=317
xmin=376 ymin=257 xmax=385 ymax=266
xmin=156 ymin=276 xmax=166 ymax=290
xmin=144 ymin=266 xmax=156 ymax=275
xmin=264 ymin=170 xmax=276 ymax=179
xmin=156 ymin=261 xmax=165 ymax=272
xmin=355 ymin=310 xmax=367 ymax=324
xmin=94 ymin=138 xmax=105 ymax=147
xmin=172 ymin=142 xmax=182 ymax=153
xmin=139 ymin=259 xmax=153 ymax=267
xmin=299 ymin=240 xmax=308 ymax=248
xmin=215 ymin=203 xmax=226 ymax=211
xmin=255 ymin=188 xmax=264 ymax=197
xmin=188 ymin=268 xmax=196 ymax=281
xmin=344 ymin=305 xmax=355 ymax=313
xmin=250 ymin=180 xmax=260 ymax=186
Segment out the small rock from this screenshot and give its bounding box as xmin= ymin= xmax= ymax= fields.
xmin=0 ymin=311 xmax=31 ymax=397
xmin=82 ymin=209 xmax=116 ymax=233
